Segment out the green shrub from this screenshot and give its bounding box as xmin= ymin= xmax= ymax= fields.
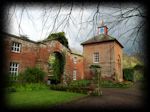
xmin=50 ymin=84 xmax=68 ymax=91
xmin=133 ymin=64 xmax=144 ymax=71
xmin=49 ymin=84 xmax=89 ymax=94
xmin=7 ymin=76 xmax=17 ymax=86
xmin=17 ymin=73 xmax=24 ymax=83
xmin=101 ymin=80 xmax=114 ymax=87
xmin=8 ymin=83 xmax=49 ymax=92
xmin=18 ymin=67 xmax=46 ymax=83
xmin=123 ymin=68 xmax=134 ymax=81
xmin=6 ymin=87 xmax=16 ymax=92
xmin=101 ymin=80 xmax=133 ymax=88
xmin=133 ymin=64 xmax=144 ymax=81
xmin=69 ymin=80 xmax=91 ymax=87
xmin=67 ymin=86 xmax=89 ymax=94
xmin=23 ymin=83 xmax=48 ymax=91
xmin=134 ymin=71 xmax=144 ymax=81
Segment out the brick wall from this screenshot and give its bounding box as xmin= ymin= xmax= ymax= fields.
xmin=4 ymin=33 xmax=122 ymax=82
xmin=83 ymin=41 xmax=123 ymax=81
xmin=4 ymin=34 xmax=84 ymax=82
xmin=114 ymin=41 xmax=123 ymax=82
xmin=70 ymin=53 xmax=84 ymax=80
xmin=5 ymin=35 xmax=38 ymax=73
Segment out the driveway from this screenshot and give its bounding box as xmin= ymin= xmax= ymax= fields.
xmin=50 ymin=82 xmax=146 ymax=110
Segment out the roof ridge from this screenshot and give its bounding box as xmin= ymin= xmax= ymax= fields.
xmin=81 ymin=34 xmax=115 ymax=45
xmin=1 ymin=31 xmax=37 ymax=44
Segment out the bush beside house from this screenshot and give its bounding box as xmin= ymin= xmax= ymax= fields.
xmin=123 ymin=64 xmax=144 ymax=82
xmin=7 ymin=67 xmax=47 ymax=92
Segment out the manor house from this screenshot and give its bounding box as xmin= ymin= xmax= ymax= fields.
xmin=3 ymin=22 xmax=123 ymax=83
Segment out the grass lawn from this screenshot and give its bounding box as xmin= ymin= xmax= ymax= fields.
xmin=6 ymin=89 xmax=86 ymax=109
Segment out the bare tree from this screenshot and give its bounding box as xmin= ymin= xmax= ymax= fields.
xmin=4 ymin=2 xmax=146 ymax=56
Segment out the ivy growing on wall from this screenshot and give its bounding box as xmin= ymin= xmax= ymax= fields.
xmin=47 ymin=32 xmax=67 ymax=84
xmin=47 ymin=32 xmax=69 ymax=49
xmin=48 ymin=52 xmax=65 ymax=84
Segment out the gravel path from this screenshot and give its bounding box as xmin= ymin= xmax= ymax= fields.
xmin=50 ymin=82 xmax=146 ymax=111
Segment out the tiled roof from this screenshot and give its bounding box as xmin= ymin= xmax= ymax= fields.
xmin=1 ymin=31 xmax=37 ymax=44
xmin=81 ymin=34 xmax=123 ymax=48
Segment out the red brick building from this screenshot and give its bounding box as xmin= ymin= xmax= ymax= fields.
xmin=3 ymin=22 xmax=123 ymax=83
xmin=3 ymin=32 xmax=83 ymax=83
xmin=81 ymin=22 xmax=123 ymax=82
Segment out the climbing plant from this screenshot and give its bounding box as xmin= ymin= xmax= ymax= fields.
xmin=48 ymin=52 xmax=65 ymax=84
xmin=47 ymin=32 xmax=69 ymax=49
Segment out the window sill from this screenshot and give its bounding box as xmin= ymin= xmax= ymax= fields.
xmin=11 ymin=51 xmax=21 ymax=53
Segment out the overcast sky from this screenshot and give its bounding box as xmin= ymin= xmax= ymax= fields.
xmin=5 ymin=3 xmax=144 ymax=54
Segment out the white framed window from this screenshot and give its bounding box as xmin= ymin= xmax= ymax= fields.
xmin=93 ymin=52 xmax=99 ymax=63
xmin=73 ymin=70 xmax=77 ymax=80
xmin=73 ymin=57 xmax=77 ymax=64
xmin=11 ymin=42 xmax=21 ymax=53
xmin=9 ymin=62 xmax=19 ymax=80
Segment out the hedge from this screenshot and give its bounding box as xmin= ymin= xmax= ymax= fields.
xmin=123 ymin=68 xmax=134 ymax=81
